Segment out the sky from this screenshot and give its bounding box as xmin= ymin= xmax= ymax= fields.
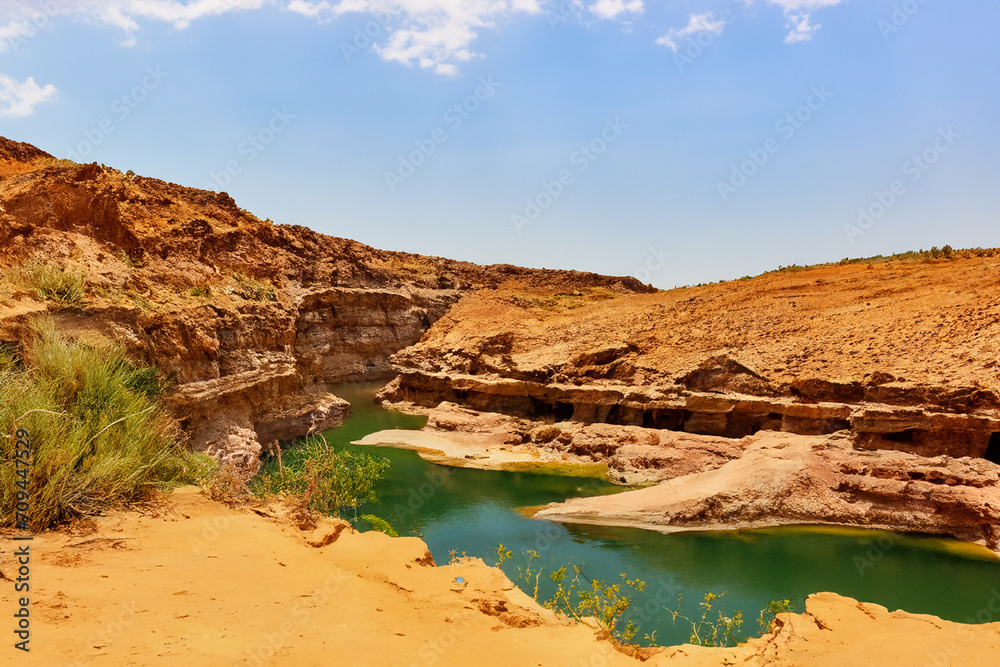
xmin=0 ymin=0 xmax=997 ymax=288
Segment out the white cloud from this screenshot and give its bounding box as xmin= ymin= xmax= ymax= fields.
xmin=0 ymin=1 xmax=267 ymax=44
xmin=0 ymin=74 xmax=57 ymax=118
xmin=656 ymin=12 xmax=726 ymax=52
xmin=0 ymin=20 xmax=33 ymax=53
xmin=589 ymin=0 xmax=642 ymax=21
xmin=289 ymin=0 xmax=542 ymax=75
xmin=0 ymin=0 xmax=847 ymax=79
xmin=764 ymin=0 xmax=843 ymax=43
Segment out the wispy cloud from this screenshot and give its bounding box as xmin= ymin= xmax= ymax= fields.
xmin=764 ymin=0 xmax=844 ymax=43
xmin=656 ymin=12 xmax=726 ymax=52
xmin=589 ymin=0 xmax=642 ymax=21
xmin=288 ymin=0 xmax=544 ymax=76
xmin=0 ymin=74 xmax=57 ymax=118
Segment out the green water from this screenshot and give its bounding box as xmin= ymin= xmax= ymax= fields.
xmin=320 ymin=382 xmax=1000 ymax=646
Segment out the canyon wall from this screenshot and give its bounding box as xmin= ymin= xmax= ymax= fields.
xmin=379 ymin=265 xmax=1000 ymax=464
xmin=0 ymin=137 xmax=648 ymax=477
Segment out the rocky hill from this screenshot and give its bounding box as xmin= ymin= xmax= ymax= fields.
xmin=0 ymin=136 xmax=649 ymax=477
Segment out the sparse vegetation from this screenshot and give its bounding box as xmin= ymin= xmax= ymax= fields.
xmin=249 ymin=433 xmax=389 ymax=517
xmin=0 ymin=321 xmax=210 ymax=529
xmin=668 ymin=592 xmax=744 ymax=647
xmin=494 ymin=545 xmax=796 ymax=651
xmin=3 ymin=260 xmax=86 ymax=308
xmin=116 ymin=249 xmax=145 ymax=268
xmin=231 ymin=272 xmax=276 ymax=302
xmin=188 ymin=284 xmax=212 ymax=298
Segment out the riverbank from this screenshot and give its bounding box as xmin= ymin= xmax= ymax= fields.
xmin=3 ymin=488 xmax=999 ymax=665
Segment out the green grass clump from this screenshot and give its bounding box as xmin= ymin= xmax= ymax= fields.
xmin=4 ymin=260 xmax=86 ymax=307
xmin=231 ymin=272 xmax=276 ymax=302
xmin=0 ymin=321 xmax=209 ymax=529
xmin=188 ymin=284 xmax=212 ymax=298
xmin=250 ymin=434 xmax=389 ymax=516
xmin=360 ymin=513 xmax=398 ymax=537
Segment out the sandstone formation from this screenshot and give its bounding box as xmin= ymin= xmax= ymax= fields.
xmin=374 ymin=257 xmax=1000 ymax=549
xmin=0 ymin=136 xmax=647 ymax=478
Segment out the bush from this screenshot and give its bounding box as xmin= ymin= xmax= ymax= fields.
xmin=188 ymin=284 xmax=212 ymax=298
xmin=249 ymin=434 xmax=389 ymax=517
xmin=4 ymin=260 xmax=85 ymax=308
xmin=0 ymin=322 xmax=203 ymax=529
xmin=231 ymin=272 xmax=276 ymax=302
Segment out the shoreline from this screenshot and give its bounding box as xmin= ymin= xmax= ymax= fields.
xmin=3 ymin=488 xmax=999 ymax=665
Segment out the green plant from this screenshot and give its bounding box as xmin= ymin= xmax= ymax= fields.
xmin=188 ymin=284 xmax=212 ymax=298
xmin=231 ymin=272 xmax=276 ymax=302
xmin=495 ymin=545 xmax=645 ymax=646
xmin=360 ymin=513 xmax=398 ymax=537
xmin=547 ymin=564 xmax=645 ymax=645
xmin=116 ymin=249 xmax=145 ymax=268
xmin=757 ymin=598 xmax=793 ymax=633
xmin=0 ymin=321 xmax=202 ymax=529
xmin=4 ymin=260 xmax=85 ymax=308
xmin=491 ymin=545 xmax=795 ymax=651
xmin=668 ymin=592 xmax=744 ymax=647
xmin=249 ymin=434 xmax=389 ymax=517
xmin=127 ymin=291 xmax=155 ymax=311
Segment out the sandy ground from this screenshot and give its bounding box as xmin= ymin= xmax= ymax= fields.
xmin=3 ymin=489 xmax=1000 ymax=666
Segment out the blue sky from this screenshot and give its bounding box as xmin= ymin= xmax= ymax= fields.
xmin=1 ymin=1 xmax=997 ymax=288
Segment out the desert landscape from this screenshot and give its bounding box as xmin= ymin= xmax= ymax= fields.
xmin=3 ymin=136 xmax=1000 ymax=664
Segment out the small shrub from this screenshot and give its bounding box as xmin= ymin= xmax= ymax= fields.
xmin=249 ymin=434 xmax=389 ymax=517
xmin=669 ymin=592 xmax=743 ymax=647
xmin=204 ymin=463 xmax=252 ymax=506
xmin=116 ymin=250 xmax=145 ymax=268
xmin=757 ymin=598 xmax=793 ymax=633
xmin=231 ymin=272 xmax=276 ymax=302
xmin=4 ymin=260 xmax=85 ymax=308
xmin=189 ymin=284 xmax=212 ymax=298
